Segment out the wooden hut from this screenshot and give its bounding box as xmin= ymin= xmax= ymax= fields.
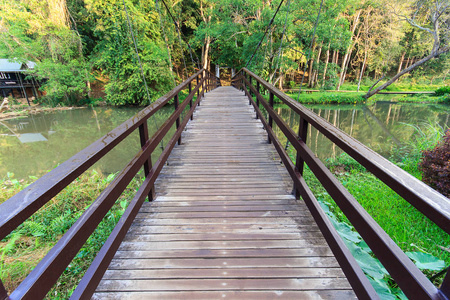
xmin=0 ymin=59 xmax=42 ymax=105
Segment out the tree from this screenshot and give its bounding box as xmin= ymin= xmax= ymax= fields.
xmin=364 ymin=0 xmax=450 ymax=99
xmin=0 ymin=0 xmax=91 ymax=104
xmin=85 ymin=0 xmax=173 ymax=105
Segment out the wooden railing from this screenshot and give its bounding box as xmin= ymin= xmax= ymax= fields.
xmin=0 ymin=69 xmax=220 ymax=300
xmin=232 ymin=68 xmax=450 ymax=300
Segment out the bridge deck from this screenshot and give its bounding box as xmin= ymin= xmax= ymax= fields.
xmin=93 ymin=86 xmax=356 ymax=299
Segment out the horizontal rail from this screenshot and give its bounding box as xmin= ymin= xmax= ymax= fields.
xmin=234 ymin=69 xmax=450 ymax=300
xmin=0 ymin=69 xmax=221 ymax=299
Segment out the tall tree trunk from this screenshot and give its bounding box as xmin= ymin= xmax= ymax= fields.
xmin=312 ymin=46 xmax=322 ymax=87
xmin=397 ymin=51 xmax=406 ymax=73
xmin=357 ymin=51 xmax=367 ymax=92
xmin=331 ymin=50 xmax=336 ymax=65
xmin=364 ymin=48 xmax=449 ymax=98
xmin=203 ymin=36 xmax=210 ymax=70
xmin=322 ymin=43 xmax=330 ymax=87
xmin=337 ymin=10 xmax=361 ymax=91
xmin=405 ymin=56 xmax=411 ymax=69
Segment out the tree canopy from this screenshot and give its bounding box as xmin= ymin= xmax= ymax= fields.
xmin=0 ymin=0 xmax=449 ymax=105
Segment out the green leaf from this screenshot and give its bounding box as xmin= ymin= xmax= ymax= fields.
xmin=406 ymin=251 xmax=446 ymax=271
xmin=368 ymin=277 xmax=398 ymax=300
xmin=330 ymin=217 xmax=361 ymax=243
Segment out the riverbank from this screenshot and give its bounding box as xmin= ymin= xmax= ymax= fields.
xmin=0 ymin=105 xmax=85 ymax=121
xmin=283 ymin=91 xmax=450 ymax=105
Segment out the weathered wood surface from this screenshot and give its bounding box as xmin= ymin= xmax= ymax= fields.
xmin=93 ymin=86 xmax=355 ymax=299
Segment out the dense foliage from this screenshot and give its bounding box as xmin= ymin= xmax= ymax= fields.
xmin=1 ymin=0 xmax=449 ymax=105
xmin=420 ymin=130 xmax=450 ymax=197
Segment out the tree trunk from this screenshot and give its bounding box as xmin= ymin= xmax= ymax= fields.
xmin=364 ymin=48 xmax=449 ymax=98
xmin=322 ymin=43 xmax=330 ymax=87
xmin=405 ymin=56 xmax=411 ymax=69
xmin=331 ymin=50 xmax=336 ymax=65
xmin=203 ymin=36 xmax=211 ymax=70
xmin=312 ymin=46 xmax=322 ymax=87
xmin=397 ymin=51 xmax=406 ymax=73
xmin=357 ymin=51 xmax=367 ymax=92
xmin=337 ymin=10 xmax=361 ymax=91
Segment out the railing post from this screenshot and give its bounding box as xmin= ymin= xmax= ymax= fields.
xmin=1 ymin=279 xmax=8 ymax=300
xmin=189 ymin=82 xmax=193 ymax=120
xmin=294 ymin=117 xmax=309 ymax=198
xmin=256 ymin=81 xmax=260 ymax=119
xmin=138 ymin=121 xmax=155 ymax=201
xmin=197 ymin=75 xmax=200 ymax=106
xmin=174 ymin=93 xmax=181 ymax=145
xmin=441 ymin=270 xmax=450 ymax=297
xmin=268 ymin=92 xmax=274 ymax=144
xmin=249 ymin=76 xmax=253 ymax=105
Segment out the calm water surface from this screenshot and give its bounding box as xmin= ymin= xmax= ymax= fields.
xmin=274 ymin=102 xmax=450 ymax=160
xmin=1 ymin=106 xmax=174 ymax=179
xmin=1 ymin=102 xmax=449 ymax=180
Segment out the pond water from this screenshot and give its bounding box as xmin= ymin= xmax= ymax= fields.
xmin=0 ymin=106 xmax=175 ymax=180
xmin=1 ymin=102 xmax=449 ymax=180
xmin=273 ymin=102 xmax=450 ymax=161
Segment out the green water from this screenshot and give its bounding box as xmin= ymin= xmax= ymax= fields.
xmin=273 ymin=102 xmax=450 ymax=160
xmin=1 ymin=102 xmax=449 ymax=180
xmin=1 ymin=106 xmax=174 ymax=179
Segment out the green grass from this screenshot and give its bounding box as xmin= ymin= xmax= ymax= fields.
xmin=0 ymin=170 xmax=142 ymax=298
xmin=285 ymin=92 xmax=366 ymax=105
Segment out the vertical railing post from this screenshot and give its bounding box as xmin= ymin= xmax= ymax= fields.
xmin=1 ymin=279 xmax=8 ymax=300
xmin=256 ymin=81 xmax=260 ymax=119
xmin=174 ymin=93 xmax=181 ymax=145
xmin=196 ymin=75 xmax=200 ymax=106
xmin=441 ymin=270 xmax=450 ymax=297
xmin=189 ymin=81 xmax=193 ymax=120
xmin=268 ymin=92 xmax=274 ymax=144
xmin=249 ymin=76 xmax=253 ymax=105
xmin=294 ymin=117 xmax=309 ymax=198
xmin=205 ymin=72 xmax=207 ymax=93
xmin=139 ymin=121 xmax=155 ymax=201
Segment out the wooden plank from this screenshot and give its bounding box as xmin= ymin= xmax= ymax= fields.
xmin=93 ymin=290 xmax=357 ymax=300
xmin=117 ymin=240 xmax=328 ymax=251
xmin=121 ymin=232 xmax=319 ymax=242
xmin=96 ymin=278 xmax=352 ymax=291
xmin=112 ymin=248 xmax=333 ymax=259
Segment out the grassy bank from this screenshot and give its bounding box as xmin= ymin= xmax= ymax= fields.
xmin=0 ymin=170 xmax=142 ymax=298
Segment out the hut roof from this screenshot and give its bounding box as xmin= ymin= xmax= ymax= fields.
xmin=0 ymin=59 xmax=36 ymax=72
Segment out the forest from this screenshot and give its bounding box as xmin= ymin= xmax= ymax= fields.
xmin=0 ymin=0 xmax=449 ymax=106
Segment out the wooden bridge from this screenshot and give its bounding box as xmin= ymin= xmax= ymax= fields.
xmin=1 ymin=69 xmax=449 ymax=300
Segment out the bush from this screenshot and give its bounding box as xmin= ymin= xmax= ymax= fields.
xmin=434 ymin=86 xmax=450 ymax=96
xmin=319 ymin=93 xmax=365 ymax=104
xmin=419 ymin=130 xmax=450 ymax=197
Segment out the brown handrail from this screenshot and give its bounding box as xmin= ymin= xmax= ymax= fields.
xmin=232 ymin=68 xmax=450 ymax=300
xmin=0 ymin=69 xmax=221 ymax=299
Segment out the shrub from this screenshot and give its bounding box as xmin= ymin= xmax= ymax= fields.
xmin=434 ymin=86 xmax=450 ymax=96
xmin=419 ymin=130 xmax=450 ymax=197
xmin=319 ymin=93 xmax=365 ymax=104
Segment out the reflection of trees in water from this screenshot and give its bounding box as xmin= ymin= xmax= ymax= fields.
xmin=275 ymin=103 xmax=450 ymax=161
xmin=0 ymin=106 xmax=174 ymax=179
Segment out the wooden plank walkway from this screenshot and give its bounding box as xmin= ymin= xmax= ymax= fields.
xmin=93 ymin=86 xmax=356 ymax=299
